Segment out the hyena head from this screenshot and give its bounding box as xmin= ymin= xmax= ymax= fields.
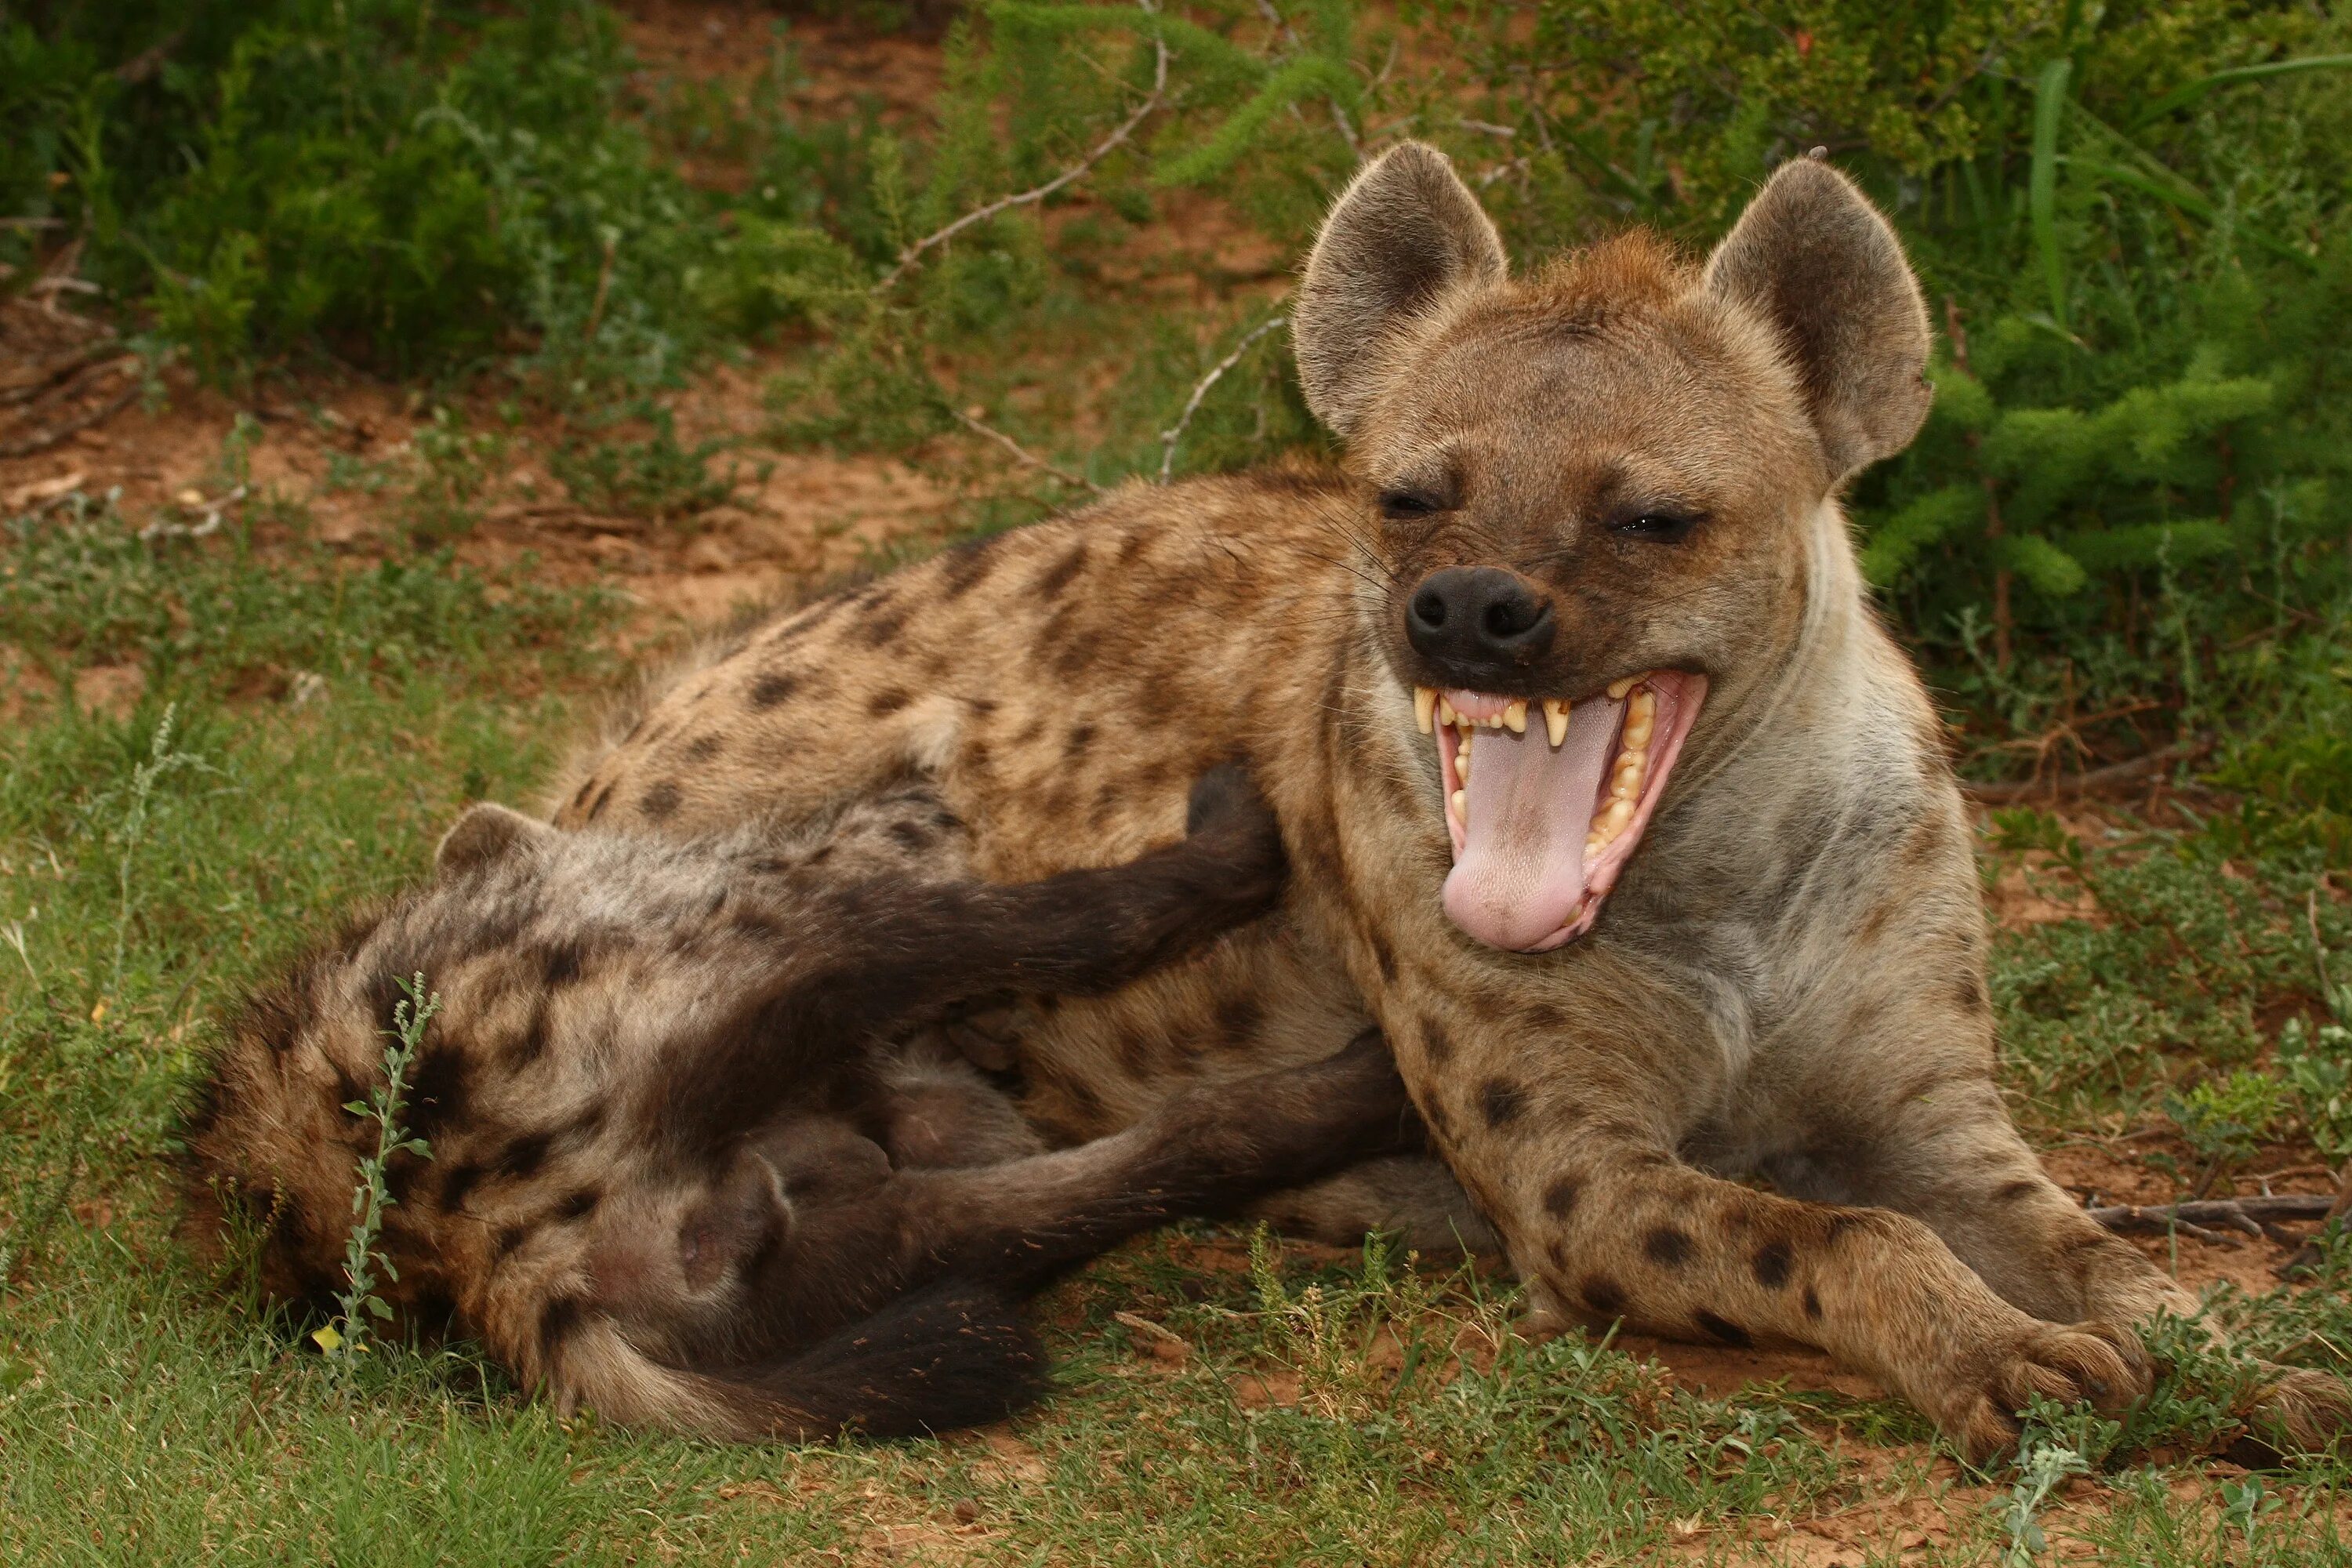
xmin=1292 ymin=143 xmax=1932 ymax=953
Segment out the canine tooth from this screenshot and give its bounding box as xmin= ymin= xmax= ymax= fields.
xmin=1502 ymin=699 xmax=1526 ymax=735
xmin=1415 ymin=687 xmax=1436 ymax=735
xmin=1606 ymin=676 xmax=1638 ymax=700
xmin=1543 ymin=699 xmax=1569 ymax=748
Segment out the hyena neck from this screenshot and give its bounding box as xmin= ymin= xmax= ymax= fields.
xmin=1639 ymin=497 xmax=1944 ymax=924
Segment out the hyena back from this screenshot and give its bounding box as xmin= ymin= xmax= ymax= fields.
xmin=554 ymin=148 xmax=2347 ymax=1458
xmin=184 ymin=770 xmax=1415 ymax=1439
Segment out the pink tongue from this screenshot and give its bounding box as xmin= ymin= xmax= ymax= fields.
xmin=1442 ymin=696 xmax=1623 ymax=951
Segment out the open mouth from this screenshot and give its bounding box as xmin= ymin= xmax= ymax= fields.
xmin=1412 ymin=672 xmax=1708 ymax=952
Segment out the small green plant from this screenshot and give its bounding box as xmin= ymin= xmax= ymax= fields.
xmin=2277 ymin=1017 xmax=2352 ymax=1160
xmin=1995 ymin=1414 xmax=2092 ymax=1565
xmin=549 ymin=405 xmax=758 ymax=522
xmin=313 ymin=972 xmax=438 ymax=1366
xmin=399 ymin=407 xmax=506 ymax=544
xmin=2163 ymin=1069 xmax=2290 ymax=1194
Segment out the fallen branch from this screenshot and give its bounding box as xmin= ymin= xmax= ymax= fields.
xmin=949 ymin=408 xmax=1105 ymax=495
xmin=1158 ymin=314 xmax=1286 ymax=481
xmin=1963 ymin=737 xmax=2209 ymax=805
xmin=2089 ymin=1192 xmax=2335 ymax=1241
xmin=0 ymin=383 xmax=140 ymax=459
xmin=2280 ymin=1166 xmax=2352 ymax=1278
xmin=875 ymin=37 xmax=1169 ymax=295
xmin=0 ymin=343 xmax=126 ymax=408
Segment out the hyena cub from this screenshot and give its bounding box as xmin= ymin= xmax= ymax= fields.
xmin=184 ymin=768 xmax=1414 ymax=1440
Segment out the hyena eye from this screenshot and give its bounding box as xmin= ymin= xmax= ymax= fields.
xmin=1378 ymin=490 xmax=1446 ymax=521
xmin=1612 ymin=510 xmax=1701 ymax=543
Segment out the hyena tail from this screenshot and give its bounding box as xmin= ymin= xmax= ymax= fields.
xmin=553 ymin=1279 xmax=1045 ymax=1443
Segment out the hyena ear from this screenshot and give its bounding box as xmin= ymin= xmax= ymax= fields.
xmin=435 ymin=802 xmax=555 ymax=880
xmin=1702 ymin=156 xmax=1933 ymax=486
xmin=1293 ymin=141 xmax=1508 ymax=438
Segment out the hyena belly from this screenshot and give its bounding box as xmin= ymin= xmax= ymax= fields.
xmin=186 ymin=769 xmax=1418 ymax=1440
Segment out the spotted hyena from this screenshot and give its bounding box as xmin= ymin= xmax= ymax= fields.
xmin=184 ymin=769 xmax=1416 ymax=1440
xmin=551 ymin=146 xmax=2347 ymax=1458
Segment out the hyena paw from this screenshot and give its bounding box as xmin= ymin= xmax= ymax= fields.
xmin=2242 ymin=1367 xmax=2352 ymax=1457
xmin=1939 ymin=1319 xmax=2153 ymax=1465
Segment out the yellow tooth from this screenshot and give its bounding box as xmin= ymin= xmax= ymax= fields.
xmin=1436 ymin=697 xmax=1455 ymax=727
xmin=1598 ymin=797 xmax=1635 ymax=837
xmin=1414 ymin=687 xmax=1436 ymax=735
xmin=1543 ymin=698 xmax=1569 ymax=748
xmin=1606 ymin=675 xmax=1639 ymax=700
xmin=1451 ymin=789 xmax=1466 ymax=821
xmin=1502 ymin=699 xmax=1526 ymax=735
xmin=1454 ymin=745 xmax=1470 ymax=785
xmin=1623 ymin=694 xmax=1657 ymax=751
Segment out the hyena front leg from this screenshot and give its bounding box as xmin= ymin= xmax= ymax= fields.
xmin=1806 ymin=1021 xmax=2352 ymax=1453
xmin=1487 ymin=1119 xmax=2151 ymax=1464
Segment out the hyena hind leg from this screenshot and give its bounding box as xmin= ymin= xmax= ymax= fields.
xmin=1248 ymin=1155 xmax=1504 ymax=1260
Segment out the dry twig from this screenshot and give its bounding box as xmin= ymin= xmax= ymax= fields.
xmin=1963 ymin=737 xmax=2209 ymax=805
xmin=1158 ymin=315 xmax=1287 ymax=482
xmin=949 ymin=408 xmax=1105 ymax=495
xmin=1 ymin=343 xmax=127 ymax=408
xmin=2088 ymin=1192 xmax=2335 ymax=1243
xmin=0 ymin=383 xmax=140 ymax=459
xmin=875 ymin=38 xmax=1170 ymax=295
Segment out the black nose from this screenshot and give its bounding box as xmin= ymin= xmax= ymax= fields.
xmin=1406 ymin=567 xmax=1556 ymax=674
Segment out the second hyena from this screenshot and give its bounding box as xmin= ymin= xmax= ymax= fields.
xmin=551 ymin=147 xmax=2347 ymax=1457
xmin=184 ymin=769 xmax=1415 ymax=1439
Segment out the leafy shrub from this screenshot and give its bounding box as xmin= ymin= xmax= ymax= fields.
xmin=5 ymin=1 xmax=726 ymax=385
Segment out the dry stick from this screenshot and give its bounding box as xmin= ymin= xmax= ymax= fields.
xmin=950 ymin=408 xmax=1105 ymax=495
xmin=0 ymin=383 xmax=140 ymax=459
xmin=582 ymin=231 xmax=619 ymax=345
xmin=2089 ymin=1192 xmax=2336 ymax=1243
xmin=875 ymin=38 xmax=1171 ymax=296
xmin=1158 ymin=315 xmax=1287 ymax=482
xmin=0 ymin=343 xmax=126 ymax=408
xmin=1250 ymin=0 xmax=1358 ymax=153
xmin=1962 ymin=737 xmax=2209 ymax=805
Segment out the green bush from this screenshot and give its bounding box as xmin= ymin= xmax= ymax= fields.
xmin=5 ymin=0 xmax=727 ymax=383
